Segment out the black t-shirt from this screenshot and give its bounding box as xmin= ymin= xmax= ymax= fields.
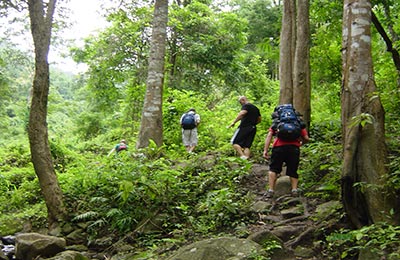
xmin=239 ymin=103 xmax=261 ymax=127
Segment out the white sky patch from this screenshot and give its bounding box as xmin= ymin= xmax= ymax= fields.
xmin=51 ymin=0 xmax=109 ymax=73
xmin=65 ymin=0 xmax=108 ymax=43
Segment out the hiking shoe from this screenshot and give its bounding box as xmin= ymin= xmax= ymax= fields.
xmin=264 ymin=190 xmax=274 ymax=199
xmin=291 ymin=189 xmax=300 ymax=197
xmin=240 ymin=155 xmax=249 ymax=160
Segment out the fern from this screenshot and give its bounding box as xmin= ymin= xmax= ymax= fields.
xmin=72 ymin=211 xmax=99 ymax=222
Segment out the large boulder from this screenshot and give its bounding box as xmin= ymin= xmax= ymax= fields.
xmin=45 ymin=250 xmax=89 ymax=260
xmin=15 ymin=232 xmax=66 ymax=260
xmin=166 ymin=237 xmax=265 ymax=260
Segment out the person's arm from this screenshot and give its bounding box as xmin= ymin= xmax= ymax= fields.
xmin=263 ymin=130 xmax=274 ymax=159
xmin=180 ymin=114 xmax=185 ymax=127
xmin=107 ymin=147 xmax=116 ymax=157
xmin=228 ymin=110 xmax=247 ymax=128
xmin=256 ymin=115 xmax=261 ymax=124
xmin=300 ymin=129 xmax=310 ymax=145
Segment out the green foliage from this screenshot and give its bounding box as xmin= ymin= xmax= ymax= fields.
xmin=386 ymin=150 xmax=400 ymax=191
xmin=300 ymin=142 xmax=342 ymax=200
xmin=310 ymin=0 xmax=342 ymax=88
xmin=0 ymin=140 xmax=47 ymax=235
xmin=349 ymin=113 xmax=374 ymax=128
xmin=0 ymin=203 xmax=47 ymax=236
xmin=169 ymin=1 xmax=249 ymax=93
xmin=71 ymin=7 xmax=151 ymax=112
xmin=326 ymin=223 xmax=400 ymax=259
xmin=63 ymin=149 xmax=255 ymax=238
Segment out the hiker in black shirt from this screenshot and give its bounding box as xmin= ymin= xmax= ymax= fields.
xmin=228 ymin=96 xmax=261 ymax=160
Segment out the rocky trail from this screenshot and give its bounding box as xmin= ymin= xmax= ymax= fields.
xmin=238 ymin=162 xmax=342 ymax=260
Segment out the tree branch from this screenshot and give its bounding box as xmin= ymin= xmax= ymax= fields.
xmin=371 ymin=11 xmax=400 ymax=72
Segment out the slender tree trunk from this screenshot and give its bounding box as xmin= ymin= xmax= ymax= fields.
xmin=27 ymin=0 xmax=65 ymax=233
xmin=136 ymin=0 xmax=168 ymax=148
xmin=279 ymin=0 xmax=296 ymax=104
xmin=293 ymin=0 xmax=311 ymax=127
xmin=341 ymin=0 xmax=398 ymax=228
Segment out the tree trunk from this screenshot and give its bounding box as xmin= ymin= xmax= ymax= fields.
xmin=341 ymin=0 xmax=398 ymax=228
xmin=27 ymin=0 xmax=65 ymax=232
xmin=279 ymin=0 xmax=296 ymax=104
xmin=136 ymin=0 xmax=168 ymax=148
xmin=293 ymin=0 xmax=311 ymax=127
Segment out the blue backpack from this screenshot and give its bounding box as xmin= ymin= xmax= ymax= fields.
xmin=181 ymin=113 xmax=196 ymax=129
xmin=271 ymin=104 xmax=304 ymax=141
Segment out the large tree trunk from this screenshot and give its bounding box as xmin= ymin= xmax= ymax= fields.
xmin=27 ymin=0 xmax=65 ymax=232
xmin=293 ymin=0 xmax=311 ymax=127
xmin=341 ymin=0 xmax=398 ymax=228
xmin=136 ymin=0 xmax=168 ymax=148
xmin=279 ymin=0 xmax=296 ymax=104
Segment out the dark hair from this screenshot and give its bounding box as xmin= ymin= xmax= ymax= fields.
xmin=188 ymin=108 xmax=196 ymax=112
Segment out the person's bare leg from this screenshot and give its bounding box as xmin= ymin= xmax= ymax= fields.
xmin=232 ymin=144 xmax=245 ymax=157
xmin=290 ymin=177 xmax=298 ymax=190
xmin=268 ymin=171 xmax=278 ymax=191
xmin=243 ymin=148 xmax=251 ymax=158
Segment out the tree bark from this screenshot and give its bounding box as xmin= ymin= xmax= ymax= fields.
xmin=136 ymin=0 xmax=168 ymax=148
xmin=293 ymin=0 xmax=311 ymax=127
xmin=279 ymin=0 xmax=296 ymax=104
xmin=341 ymin=0 xmax=398 ymax=228
xmin=27 ymin=0 xmax=65 ymax=232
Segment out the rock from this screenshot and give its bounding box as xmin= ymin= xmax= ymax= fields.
xmin=15 ymin=232 xmax=66 ymax=260
xmin=65 ymin=229 xmax=87 ymax=245
xmin=281 ymin=206 xmax=303 ymax=219
xmin=314 ymin=200 xmax=341 ymax=220
xmin=247 ymin=229 xmax=297 ymax=260
xmin=251 ymin=200 xmax=271 ymax=213
xmin=294 ymin=246 xmax=315 ymax=258
xmin=275 ymin=176 xmax=292 ymax=197
xmin=66 ymin=244 xmax=88 ymax=252
xmin=45 ymin=250 xmax=89 ymax=260
xmin=166 ymin=236 xmax=265 ymax=260
xmin=251 ymin=164 xmax=269 ymax=175
xmin=61 ymin=223 xmax=74 ymax=235
xmin=271 ymin=225 xmax=305 ymax=241
xmin=247 ymin=229 xmax=282 ymax=245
